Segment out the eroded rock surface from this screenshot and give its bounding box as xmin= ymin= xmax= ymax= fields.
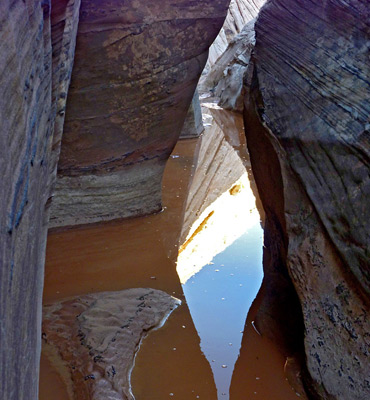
xmin=42 ymin=289 xmax=180 ymax=400
xmin=243 ymin=1 xmax=370 ymax=399
xmin=177 ymin=104 xmax=255 ymax=282
xmin=204 ymin=0 xmax=265 ymax=71
xmin=0 ymin=1 xmax=80 ymax=399
xmin=50 ymin=0 xmax=231 ymax=227
xmin=202 ymin=19 xmax=256 ymax=111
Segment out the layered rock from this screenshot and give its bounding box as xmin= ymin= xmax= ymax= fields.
xmin=179 ymin=104 xmax=249 ymax=247
xmin=243 ymin=0 xmax=370 ymax=399
xmin=42 ymin=289 xmax=180 ymax=400
xmin=0 ymin=1 xmax=80 ymax=399
xmin=204 ymin=0 xmax=265 ymax=71
xmin=50 ymin=0 xmax=231 ymax=228
xmin=199 ymin=0 xmax=265 ymax=111
xmin=203 ymin=19 xmax=256 ymax=111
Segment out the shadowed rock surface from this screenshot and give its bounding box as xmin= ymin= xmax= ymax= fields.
xmin=42 ymin=289 xmax=180 ymax=400
xmin=180 ymin=89 xmax=204 ymax=139
xmin=1 ymin=1 xmax=232 ymax=397
xmin=0 ymin=1 xmax=80 ymax=399
xmin=243 ymin=0 xmax=370 ymax=399
xmin=50 ymin=0 xmax=231 ymax=228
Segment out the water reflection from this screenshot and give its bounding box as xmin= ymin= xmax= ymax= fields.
xmin=182 ymin=225 xmax=263 ymax=399
xmin=176 ymin=104 xmax=263 ymax=399
xmin=40 ymin=102 xmax=296 ymax=400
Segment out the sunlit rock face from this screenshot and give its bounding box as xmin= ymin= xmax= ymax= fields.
xmin=50 ymin=0 xmax=231 ymax=227
xmin=202 ymin=19 xmax=256 ymax=111
xmin=244 ymin=1 xmax=370 ymax=399
xmin=199 ymin=0 xmax=266 ymax=111
xmin=204 ymin=0 xmax=265 ymax=70
xmin=178 ymin=104 xmax=249 ymax=248
xmin=177 ymin=104 xmax=256 ymax=282
xmin=0 ymin=1 xmax=80 ymax=399
xmin=42 ymin=289 xmax=180 ymax=400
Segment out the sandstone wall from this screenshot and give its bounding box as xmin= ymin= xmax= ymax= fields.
xmin=0 ymin=1 xmax=80 ymax=399
xmin=205 ymin=0 xmax=265 ymax=70
xmin=243 ymin=1 xmax=370 ymax=399
xmin=50 ymin=0 xmax=231 ymax=227
xmin=1 ymin=1 xmax=234 ymax=397
xmin=202 ymin=19 xmax=256 ymax=111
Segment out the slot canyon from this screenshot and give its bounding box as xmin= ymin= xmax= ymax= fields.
xmin=0 ymin=1 xmax=369 ymax=400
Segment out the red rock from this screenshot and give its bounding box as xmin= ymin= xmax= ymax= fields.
xmin=50 ymin=0 xmax=231 ymax=227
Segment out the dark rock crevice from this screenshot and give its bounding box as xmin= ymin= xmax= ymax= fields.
xmin=244 ymin=63 xmax=305 ymax=359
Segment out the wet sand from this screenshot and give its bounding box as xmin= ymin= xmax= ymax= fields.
xmin=40 ymin=106 xmax=301 ymax=399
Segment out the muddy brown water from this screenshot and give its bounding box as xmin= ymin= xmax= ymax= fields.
xmin=40 ymin=105 xmax=300 ymax=400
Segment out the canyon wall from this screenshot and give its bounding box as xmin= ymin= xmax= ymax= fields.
xmin=243 ymin=0 xmax=370 ymax=399
xmin=0 ymin=1 xmax=80 ymax=399
xmin=202 ymin=19 xmax=256 ymax=111
xmin=0 ymin=0 xmax=231 ymax=398
xmin=50 ymin=0 xmax=231 ymax=228
xmin=199 ymin=0 xmax=265 ymax=111
xmin=204 ymin=0 xmax=265 ymax=71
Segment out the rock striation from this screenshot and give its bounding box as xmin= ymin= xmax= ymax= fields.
xmin=0 ymin=1 xmax=80 ymax=399
xmin=177 ymin=104 xmax=255 ymax=282
xmin=204 ymin=0 xmax=265 ymax=71
xmin=179 ymin=104 xmax=249 ymax=247
xmin=202 ymin=19 xmax=256 ymax=111
xmin=42 ymin=289 xmax=180 ymax=400
xmin=50 ymin=0 xmax=231 ymax=228
xmin=243 ymin=0 xmax=370 ymax=399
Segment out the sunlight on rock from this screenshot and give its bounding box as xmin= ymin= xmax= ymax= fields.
xmin=176 ymin=172 xmax=260 ymax=284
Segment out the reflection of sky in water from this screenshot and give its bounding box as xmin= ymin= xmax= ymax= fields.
xmin=182 ymin=222 xmax=263 ymax=399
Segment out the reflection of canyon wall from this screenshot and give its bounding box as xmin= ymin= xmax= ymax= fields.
xmin=180 ymin=90 xmax=204 ymax=139
xmin=243 ymin=1 xmax=370 ymax=399
xmin=50 ymin=0 xmax=231 ymax=228
xmin=177 ymin=173 xmax=260 ymax=284
xmin=179 ymin=107 xmax=248 ymax=247
xmin=0 ymin=1 xmax=80 ymax=399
